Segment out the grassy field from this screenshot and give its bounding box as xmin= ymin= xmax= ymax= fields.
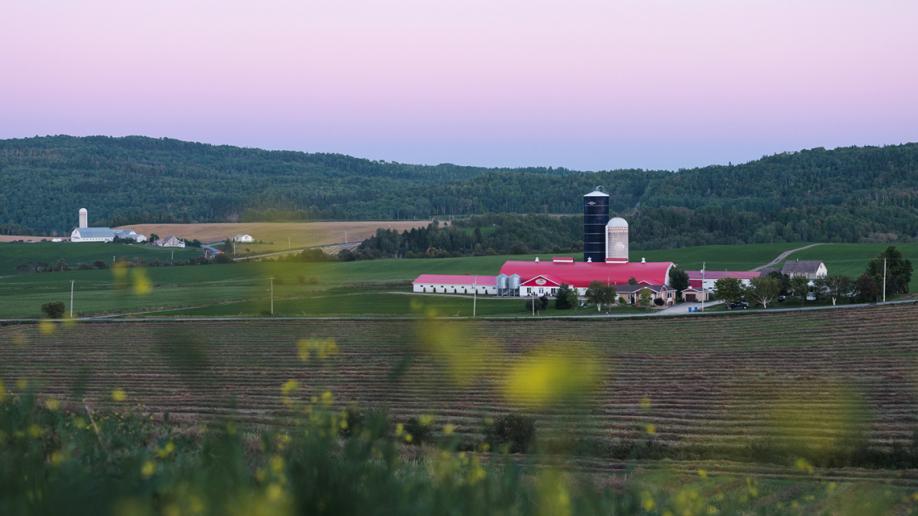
xmin=3 ymin=304 xmax=918 ymax=491
xmin=0 ymin=242 xmax=200 ymax=275
xmin=0 ymin=241 xmax=909 ymax=318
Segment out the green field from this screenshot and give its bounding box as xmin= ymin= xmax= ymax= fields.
xmin=0 ymin=242 xmax=201 ymax=275
xmin=0 ymin=241 xmax=908 ymax=318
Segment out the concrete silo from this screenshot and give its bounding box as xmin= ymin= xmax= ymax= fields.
xmin=605 ymin=217 xmax=629 ymax=263
xmin=79 ymin=208 xmax=88 ymax=229
xmin=583 ymin=188 xmax=609 ymax=263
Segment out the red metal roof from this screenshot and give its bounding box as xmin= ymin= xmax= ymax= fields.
xmin=499 ymin=260 xmax=673 ymax=288
xmin=687 ymin=270 xmax=760 ymax=280
xmin=412 ymin=274 xmax=497 ymax=286
xmin=520 ymin=275 xmax=561 ymax=287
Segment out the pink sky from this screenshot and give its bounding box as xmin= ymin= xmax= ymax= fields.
xmin=3 ymin=0 xmax=917 ymax=169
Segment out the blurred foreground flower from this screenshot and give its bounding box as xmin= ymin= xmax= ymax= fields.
xmin=503 ymin=345 xmax=600 ymax=408
xmin=112 ymin=388 xmax=127 ymax=402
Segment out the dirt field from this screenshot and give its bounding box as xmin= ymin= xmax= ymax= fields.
xmin=4 ymin=304 xmax=918 ymax=484
xmin=116 ymin=220 xmax=430 ymax=249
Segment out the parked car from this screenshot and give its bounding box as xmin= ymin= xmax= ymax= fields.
xmin=728 ymin=301 xmax=749 ymax=310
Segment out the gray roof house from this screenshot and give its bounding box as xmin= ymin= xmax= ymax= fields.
xmin=781 ymin=260 xmax=827 ymax=280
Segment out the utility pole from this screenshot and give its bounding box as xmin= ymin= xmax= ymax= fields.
xmin=288 ymin=237 xmax=291 ymax=250
xmin=700 ymin=261 xmax=706 ymax=312
xmin=882 ymin=258 xmax=887 ymax=303
xmin=269 ymin=277 xmax=275 ymax=316
xmin=531 ymin=293 xmax=536 ymax=317
xmin=472 ymin=276 xmax=477 ymax=318
xmin=69 ymin=280 xmax=75 ymax=319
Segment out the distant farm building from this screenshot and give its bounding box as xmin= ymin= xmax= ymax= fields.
xmin=154 ymin=235 xmax=186 ymax=248
xmin=411 ymin=189 xmax=677 ymax=307
xmin=684 ymin=270 xmax=761 ymax=302
xmin=412 ymin=275 xmax=498 ymax=295
xmin=233 ymin=234 xmax=255 ymax=243
xmin=781 ymin=260 xmax=827 ymax=281
xmin=70 ymin=208 xmax=146 ymax=243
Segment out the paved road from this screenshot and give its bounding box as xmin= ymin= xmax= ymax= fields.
xmin=655 ymin=300 xmax=723 ymax=315
xmin=751 ymin=243 xmax=823 ymax=272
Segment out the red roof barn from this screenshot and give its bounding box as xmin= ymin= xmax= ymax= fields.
xmin=498 ymin=260 xmax=674 ymax=288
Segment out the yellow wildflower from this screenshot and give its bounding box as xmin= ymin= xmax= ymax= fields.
xmin=281 ymin=379 xmax=299 ymax=396
xmin=16 ymin=378 xmax=28 ymax=390
xmin=44 ymin=398 xmax=61 ymax=411
xmin=38 ymin=320 xmax=56 ymax=335
xmin=50 ymin=450 xmax=65 ymax=465
xmin=395 ymin=423 xmax=405 ymax=436
xmin=157 ymin=441 xmax=176 ymax=459
xmin=132 ymin=269 xmax=153 ymax=295
xmin=112 ymin=388 xmax=127 ymax=402
xmin=419 ymin=414 xmax=434 ymax=426
xmin=697 ymin=468 xmax=708 ymax=479
xmin=28 ymin=424 xmax=43 ymax=438
xmin=443 ymin=423 xmax=456 ymax=435
xmin=270 ymin=455 xmax=285 ymax=475
xmin=141 ymin=460 xmax=156 ymax=478
xmin=639 ymin=396 xmax=652 ymax=410
xmin=645 ymin=423 xmax=656 ymax=435
xmin=320 ymin=390 xmax=333 ymax=405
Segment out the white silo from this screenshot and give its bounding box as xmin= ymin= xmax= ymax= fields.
xmin=79 ymin=208 xmax=88 ymax=229
xmin=605 ymin=217 xmax=629 ymax=263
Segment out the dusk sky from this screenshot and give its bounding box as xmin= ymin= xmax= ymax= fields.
xmin=4 ymin=0 xmax=917 ymax=170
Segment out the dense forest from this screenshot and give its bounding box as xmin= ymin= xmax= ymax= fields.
xmin=1 ymin=135 xmax=917 ymax=248
xmin=343 ymin=215 xmax=583 ymax=260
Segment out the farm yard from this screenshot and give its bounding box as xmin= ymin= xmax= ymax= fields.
xmin=3 ymin=303 xmax=918 ymax=486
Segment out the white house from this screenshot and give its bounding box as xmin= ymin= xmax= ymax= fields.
xmin=233 ymin=234 xmax=255 ymax=243
xmin=781 ymin=260 xmax=828 ymax=281
xmin=154 ymin=235 xmax=186 ymax=248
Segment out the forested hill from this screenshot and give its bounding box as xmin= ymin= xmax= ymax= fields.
xmin=1 ymin=135 xmax=916 ymax=247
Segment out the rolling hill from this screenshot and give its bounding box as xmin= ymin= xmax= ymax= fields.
xmin=1 ymin=135 xmax=916 ymax=248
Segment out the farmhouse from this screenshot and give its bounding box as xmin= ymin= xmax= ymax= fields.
xmin=233 ymin=234 xmax=255 ymax=243
xmin=781 ymin=260 xmax=827 ymax=280
xmin=154 ymin=235 xmax=186 ymax=248
xmin=70 ymin=208 xmax=146 ymax=243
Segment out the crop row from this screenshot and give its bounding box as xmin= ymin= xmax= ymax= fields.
xmin=2 ymin=304 xmax=918 ymax=456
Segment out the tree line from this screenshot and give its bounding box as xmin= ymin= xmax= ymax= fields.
xmin=1 ymin=136 xmax=916 ymax=248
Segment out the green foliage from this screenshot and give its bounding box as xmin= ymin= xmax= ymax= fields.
xmin=788 ymin=276 xmax=811 ymax=302
xmin=40 ymin=301 xmax=65 ymax=319
xmin=866 ymin=246 xmax=913 ymax=296
xmin=554 ymin=284 xmax=578 ymax=310
xmin=668 ymin=267 xmax=689 ymax=298
xmin=585 ymin=281 xmax=616 ymax=311
xmin=713 ymin=277 xmax=743 ymax=303
xmin=637 ymin=289 xmax=653 ymax=307
xmin=855 ymin=274 xmax=881 ymax=303
xmin=3 ymin=137 xmax=918 ymax=250
xmin=746 ymin=276 xmax=782 ymax=309
xmin=352 ymin=215 xmax=581 ymax=259
xmin=525 ymin=295 xmax=550 ymax=313
xmin=813 ymin=275 xmax=852 ymax=306
xmin=484 ymin=414 xmax=536 ymax=453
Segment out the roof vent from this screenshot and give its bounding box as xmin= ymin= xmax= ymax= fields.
xmin=641 ymin=257 xmax=646 ymax=263
xmin=587 ymin=257 xmax=592 ymax=263
xmin=534 ymin=257 xmax=539 ymax=262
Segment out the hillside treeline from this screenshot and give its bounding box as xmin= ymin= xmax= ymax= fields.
xmin=342 ymin=215 xmax=582 ymax=260
xmin=1 ymin=136 xmax=917 ymax=247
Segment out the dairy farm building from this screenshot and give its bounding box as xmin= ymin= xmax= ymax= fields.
xmin=412 ymin=189 xmax=677 ymax=305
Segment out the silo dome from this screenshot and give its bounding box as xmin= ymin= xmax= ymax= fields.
xmin=607 ymin=217 xmax=628 ymax=228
